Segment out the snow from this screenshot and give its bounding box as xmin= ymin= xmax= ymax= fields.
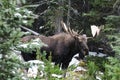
xmin=28 ymin=60 xmax=44 ymax=65
xmin=22 ymin=20 xmax=28 ymax=24
xmin=74 ymin=66 xmax=87 ymax=72
xmin=18 ymin=44 xmax=28 ymax=48
xmin=14 ymin=13 xmax=22 ymax=18
xmin=89 ymin=51 xmax=107 ymax=57
xmin=51 ymin=74 xmax=63 ymax=78
xmin=27 ymin=65 xmax=39 ymax=78
xmin=0 ymin=54 xmax=2 ymax=59
xmin=27 ymin=60 xmax=45 ymax=78
xmin=69 ymin=54 xmax=80 ymax=67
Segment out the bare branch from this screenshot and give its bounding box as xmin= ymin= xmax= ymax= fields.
xmin=20 ymin=25 xmax=39 ymax=35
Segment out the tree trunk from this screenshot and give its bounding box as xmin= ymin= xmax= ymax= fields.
xmin=55 ymin=0 xmax=63 ymax=33
xmin=67 ymin=0 xmax=71 ymax=28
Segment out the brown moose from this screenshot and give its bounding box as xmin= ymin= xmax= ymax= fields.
xmin=21 ymin=21 xmax=89 ymax=69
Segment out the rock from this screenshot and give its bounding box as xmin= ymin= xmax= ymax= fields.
xmin=27 ymin=60 xmax=45 ymax=78
xmin=69 ymin=54 xmax=80 ymax=67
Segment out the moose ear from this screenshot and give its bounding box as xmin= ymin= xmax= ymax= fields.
xmin=82 ymin=34 xmax=93 ymax=40
xmin=82 ymin=34 xmax=87 ymax=37
xmin=82 ymin=34 xmax=88 ymax=40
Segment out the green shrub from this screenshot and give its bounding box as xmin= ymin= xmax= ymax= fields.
xmin=103 ymin=57 xmax=120 ymax=80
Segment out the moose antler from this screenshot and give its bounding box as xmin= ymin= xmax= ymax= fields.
xmin=61 ymin=21 xmax=79 ymax=37
xmin=61 ymin=21 xmax=69 ymax=33
xmin=61 ymin=21 xmax=94 ymax=40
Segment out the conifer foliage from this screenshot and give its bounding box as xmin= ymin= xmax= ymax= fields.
xmin=0 ymin=0 xmax=35 ymax=79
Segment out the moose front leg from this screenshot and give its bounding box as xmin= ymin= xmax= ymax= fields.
xmin=61 ymin=62 xmax=69 ymax=70
xmin=53 ymin=56 xmax=62 ymax=68
xmin=61 ymin=59 xmax=71 ymax=77
xmin=61 ymin=58 xmax=71 ymax=70
xmin=54 ymin=60 xmax=62 ymax=68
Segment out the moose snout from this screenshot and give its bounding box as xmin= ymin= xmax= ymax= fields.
xmin=84 ymin=48 xmax=89 ymax=56
xmin=76 ymin=48 xmax=89 ymax=60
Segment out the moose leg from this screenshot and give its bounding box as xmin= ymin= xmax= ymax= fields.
xmin=21 ymin=51 xmax=36 ymax=61
xmin=53 ymin=56 xmax=62 ymax=67
xmin=62 ymin=62 xmax=69 ymax=70
xmin=61 ymin=59 xmax=70 ymax=77
xmin=54 ymin=60 xmax=62 ymax=67
xmin=61 ymin=59 xmax=71 ymax=69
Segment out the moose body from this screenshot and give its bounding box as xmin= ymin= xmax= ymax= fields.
xmin=21 ymin=32 xmax=89 ymax=69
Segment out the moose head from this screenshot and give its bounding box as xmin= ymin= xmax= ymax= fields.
xmin=61 ymin=21 xmax=89 ymax=60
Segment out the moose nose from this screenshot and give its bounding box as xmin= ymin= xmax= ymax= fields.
xmin=84 ymin=48 xmax=89 ymax=55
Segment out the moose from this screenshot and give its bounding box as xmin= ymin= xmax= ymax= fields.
xmin=20 ymin=21 xmax=89 ymax=69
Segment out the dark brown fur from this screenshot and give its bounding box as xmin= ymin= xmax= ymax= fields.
xmin=21 ymin=33 xmax=89 ymax=69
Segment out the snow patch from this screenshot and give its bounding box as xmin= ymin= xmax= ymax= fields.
xmin=89 ymin=51 xmax=107 ymax=57
xmin=69 ymin=54 xmax=80 ymax=67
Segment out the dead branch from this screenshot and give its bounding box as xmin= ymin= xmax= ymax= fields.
xmin=20 ymin=25 xmax=39 ymax=35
